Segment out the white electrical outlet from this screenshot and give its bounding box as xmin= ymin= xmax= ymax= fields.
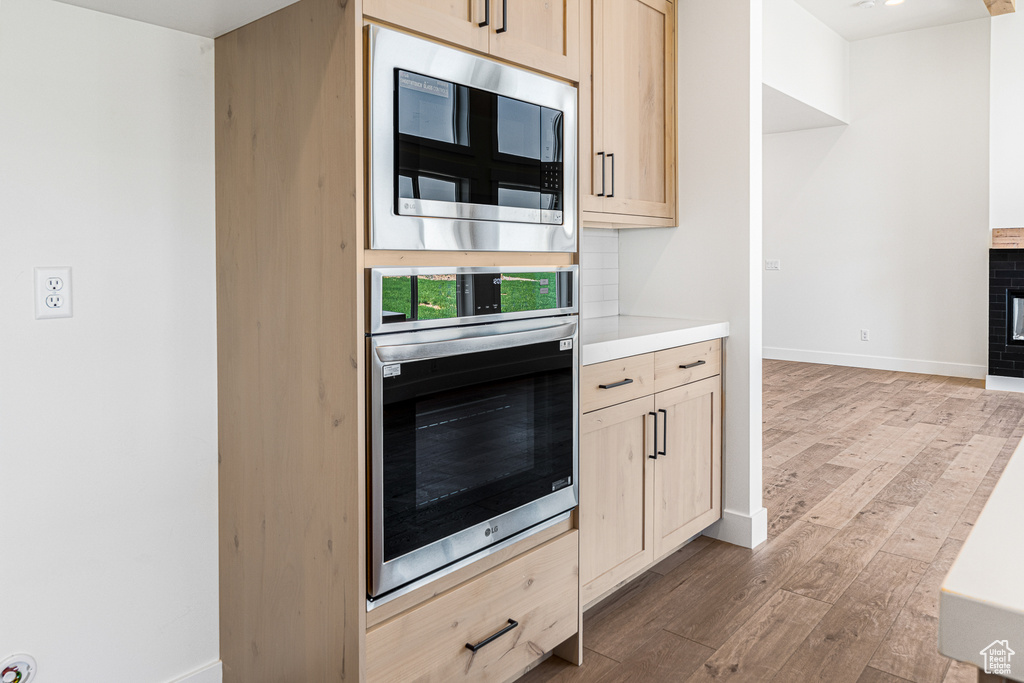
xmin=0 ymin=654 xmax=37 ymax=683
xmin=765 ymin=259 xmax=781 ymax=271
xmin=35 ymin=267 xmax=72 ymax=319
xmin=861 ymin=329 xmax=870 ymax=342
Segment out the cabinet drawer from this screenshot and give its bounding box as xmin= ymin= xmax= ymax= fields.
xmin=366 ymin=532 xmax=579 ymax=683
xmin=654 ymin=339 xmax=721 ymax=393
xmin=581 ymin=353 xmax=655 ymax=413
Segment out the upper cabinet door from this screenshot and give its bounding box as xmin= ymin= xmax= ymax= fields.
xmin=487 ymin=0 xmax=580 ymax=82
xmin=363 ymin=0 xmax=490 ymax=54
xmin=583 ymin=0 xmax=676 ymax=227
xmin=602 ymin=0 xmax=675 ymax=220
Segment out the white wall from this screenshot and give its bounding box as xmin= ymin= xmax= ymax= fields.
xmin=991 ymin=13 xmax=1024 ymax=229
xmin=763 ymin=0 xmax=849 ymax=124
xmin=619 ymin=0 xmax=766 ymax=548
xmin=0 ymin=1 xmax=219 ymax=682
xmin=763 ymin=19 xmax=990 ymax=379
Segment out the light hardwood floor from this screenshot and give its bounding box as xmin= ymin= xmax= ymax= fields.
xmin=522 ymin=361 xmax=1024 ymax=683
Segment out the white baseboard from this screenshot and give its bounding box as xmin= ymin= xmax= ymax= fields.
xmin=703 ymin=507 xmax=767 ymax=549
xmin=171 ymin=661 xmax=222 ymax=683
xmin=763 ymin=347 xmax=985 ymax=380
xmin=986 ymin=374 xmax=1024 ymax=393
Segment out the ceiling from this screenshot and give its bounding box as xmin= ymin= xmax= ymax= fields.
xmin=793 ymin=0 xmax=990 ymax=42
xmin=53 ymin=0 xmax=299 ymax=38
xmin=55 ymin=0 xmax=993 ymax=42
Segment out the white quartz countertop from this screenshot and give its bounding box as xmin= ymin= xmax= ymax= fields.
xmin=939 ymin=438 xmax=1024 ymax=681
xmin=579 ymin=315 xmax=730 ymax=366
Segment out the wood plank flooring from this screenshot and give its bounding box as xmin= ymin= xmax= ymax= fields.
xmin=521 ymin=361 xmax=1024 ymax=683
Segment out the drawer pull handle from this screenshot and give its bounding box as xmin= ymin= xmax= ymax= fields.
xmin=465 ymin=619 xmax=519 ymax=652
xmin=679 ymin=360 xmax=707 ymax=370
xmin=599 ymin=378 xmax=634 ymax=390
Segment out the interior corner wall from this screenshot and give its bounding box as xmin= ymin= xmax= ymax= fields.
xmin=0 ymin=1 xmax=219 ymax=681
xmin=618 ymin=0 xmax=766 ymax=549
xmin=991 ymin=13 xmax=1024 ymax=229
xmin=763 ymin=18 xmax=991 ymax=379
xmin=763 ymin=0 xmax=849 ymax=123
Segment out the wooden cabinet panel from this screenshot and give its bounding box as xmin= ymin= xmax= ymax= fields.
xmin=363 ymin=0 xmax=490 ymax=53
xmin=654 ymin=339 xmax=722 ymax=393
xmin=488 ymin=0 xmax=579 ymax=81
xmin=580 ymin=396 xmax=655 ymax=605
xmin=364 ymin=0 xmax=578 ymax=80
xmin=366 ymin=532 xmax=579 ymax=683
xmin=582 ymin=0 xmax=676 ymax=226
xmin=652 ymin=375 xmax=722 ymax=558
xmin=579 ymin=340 xmax=723 ymax=607
xmin=580 ymin=353 xmax=655 ymax=413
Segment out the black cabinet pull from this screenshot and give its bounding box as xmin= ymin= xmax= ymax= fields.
xmin=649 ymin=411 xmax=658 ymax=459
xmin=597 ymin=152 xmax=606 ymax=197
xmin=658 ymin=408 xmax=667 ymax=457
xmin=466 ymin=619 xmax=518 ymax=652
xmin=479 ymin=0 xmax=490 ymax=27
xmin=496 ymin=0 xmax=508 ymax=33
xmin=599 ymin=378 xmax=633 ymax=390
xmin=607 ymin=153 xmax=615 ymax=198
xmin=679 ymin=360 xmax=706 ymax=370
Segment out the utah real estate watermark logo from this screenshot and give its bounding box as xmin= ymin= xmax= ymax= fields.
xmin=981 ymin=640 xmax=1015 ymax=677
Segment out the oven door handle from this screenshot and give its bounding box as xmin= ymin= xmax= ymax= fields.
xmin=375 ymin=321 xmax=578 ymax=363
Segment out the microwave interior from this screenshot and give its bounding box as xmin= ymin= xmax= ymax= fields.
xmin=395 ymin=69 xmax=564 ymax=223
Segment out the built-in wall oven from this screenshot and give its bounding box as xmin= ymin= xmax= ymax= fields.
xmin=367 ymin=266 xmax=579 ymax=602
xmin=368 ymin=26 xmax=577 ymax=252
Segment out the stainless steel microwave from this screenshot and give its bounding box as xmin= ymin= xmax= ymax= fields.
xmin=367 ymin=26 xmax=578 ymax=252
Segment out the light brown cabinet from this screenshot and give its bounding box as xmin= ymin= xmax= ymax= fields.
xmin=581 ymin=0 xmax=676 ymax=228
xmin=366 ymin=532 xmax=579 ymax=683
xmin=579 ymin=340 xmax=721 ymax=607
xmin=363 ymin=0 xmax=579 ymax=81
xmin=218 ymin=0 xmax=587 ymax=680
xmin=653 ymin=374 xmax=722 ymax=558
xmin=580 ymin=395 xmax=655 ymax=603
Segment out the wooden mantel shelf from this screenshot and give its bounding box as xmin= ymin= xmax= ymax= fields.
xmin=992 ymin=228 xmax=1024 ymax=249
xmin=986 ymin=0 xmax=1015 ymax=16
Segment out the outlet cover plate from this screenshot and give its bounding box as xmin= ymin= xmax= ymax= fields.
xmin=1 ymin=654 xmax=37 ymax=683
xmin=35 ymin=267 xmax=72 ymax=319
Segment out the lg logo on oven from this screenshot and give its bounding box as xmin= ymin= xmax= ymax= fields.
xmin=484 ymin=524 xmax=499 ymax=537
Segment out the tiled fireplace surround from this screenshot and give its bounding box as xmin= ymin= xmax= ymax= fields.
xmin=989 ymin=248 xmax=1024 ymax=378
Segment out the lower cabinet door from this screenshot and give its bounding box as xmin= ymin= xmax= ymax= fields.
xmin=580 ymin=395 xmax=655 ymax=605
xmin=365 ymin=532 xmax=579 ymax=683
xmin=652 ymin=375 xmax=722 ymax=559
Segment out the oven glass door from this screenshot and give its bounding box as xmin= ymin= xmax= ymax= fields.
xmin=372 ymin=326 xmax=576 ymax=596
xmin=395 ymin=69 xmax=564 ymax=225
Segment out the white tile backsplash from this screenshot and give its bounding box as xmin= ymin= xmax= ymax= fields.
xmin=580 ymin=228 xmax=619 ymax=319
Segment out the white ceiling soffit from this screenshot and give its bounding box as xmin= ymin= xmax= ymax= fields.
xmin=53 ymin=0 xmax=300 ymax=38
xmin=792 ymin=0 xmax=990 ymax=42
xmin=763 ymin=84 xmax=847 ymax=135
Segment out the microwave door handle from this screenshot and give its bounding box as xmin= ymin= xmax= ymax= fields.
xmin=375 ymin=321 xmax=577 ymax=363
